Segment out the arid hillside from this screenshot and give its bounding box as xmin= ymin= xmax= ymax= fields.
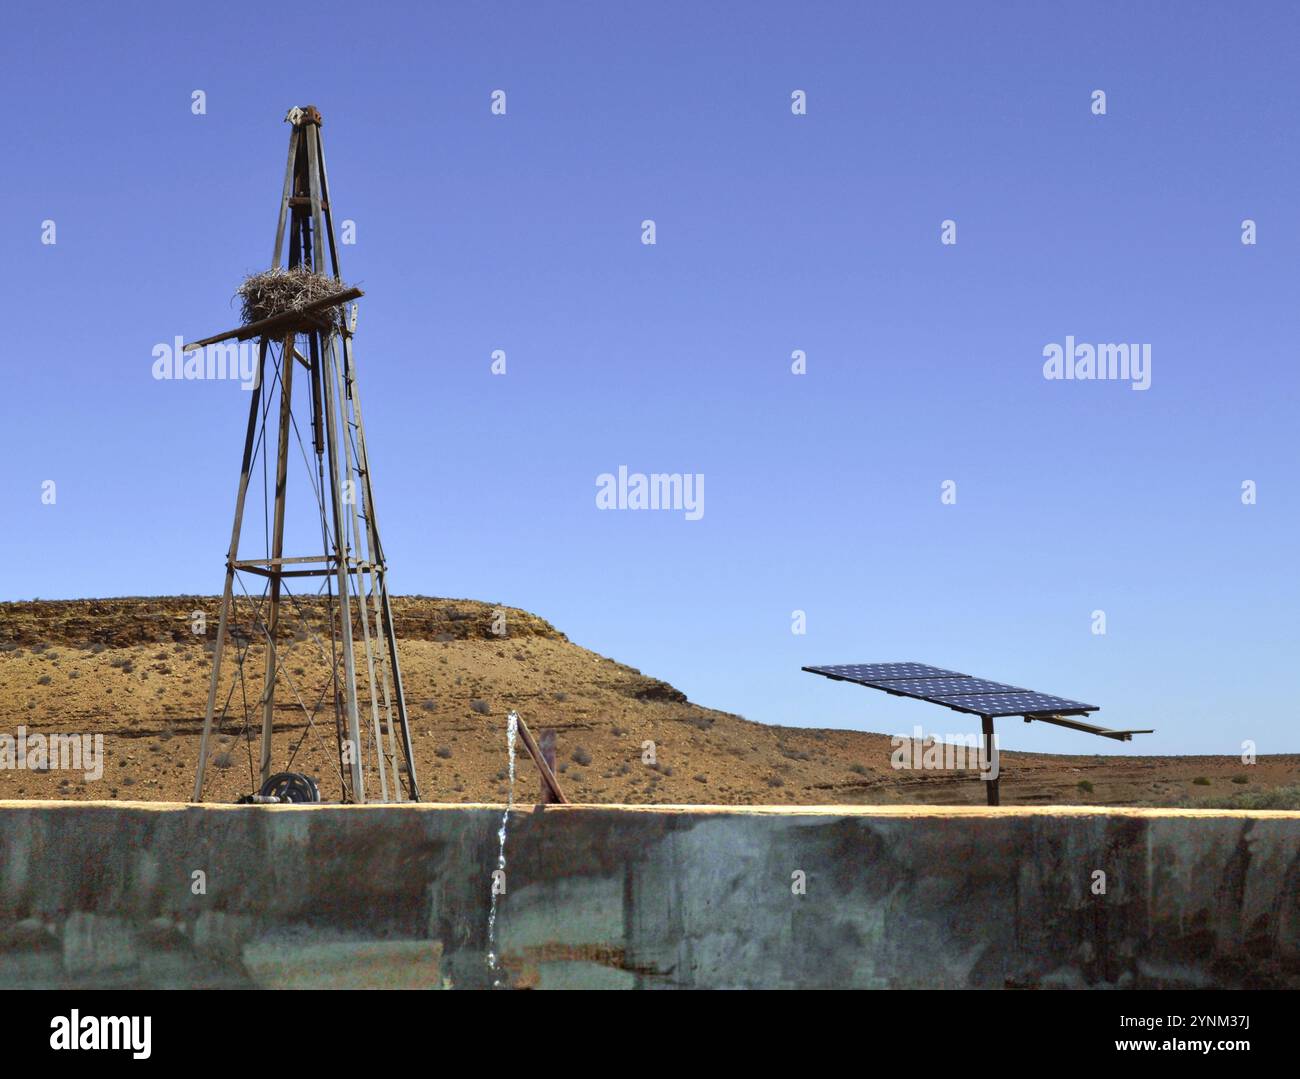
xmin=0 ymin=597 xmax=1296 ymax=807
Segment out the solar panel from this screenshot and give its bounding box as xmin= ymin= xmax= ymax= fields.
xmin=804 ymin=662 xmax=964 ymax=682
xmin=801 ymin=662 xmax=1097 ymax=717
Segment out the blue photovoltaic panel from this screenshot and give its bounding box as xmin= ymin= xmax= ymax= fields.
xmin=804 ymin=662 xmax=964 ymax=682
xmin=867 ymin=676 xmax=1022 ymax=697
xmin=925 ymin=690 xmax=1096 ymax=717
xmin=801 ymin=662 xmax=1097 ymax=717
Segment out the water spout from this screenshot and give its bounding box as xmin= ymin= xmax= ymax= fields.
xmin=485 ymin=709 xmax=519 ymax=984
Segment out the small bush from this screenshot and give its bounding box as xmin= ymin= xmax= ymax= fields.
xmin=435 ymin=746 xmax=452 ymax=760
xmin=36 ymin=675 xmax=52 ymax=686
xmin=470 ymin=698 xmax=489 ymax=715
xmin=1193 ymin=776 xmax=1211 ymax=786
xmin=572 ymin=746 xmax=592 ymax=766
xmin=1231 ymin=775 xmax=1249 ymax=785
xmin=848 ymin=763 xmax=869 ymax=776
xmin=1077 ymin=779 xmax=1094 ymax=794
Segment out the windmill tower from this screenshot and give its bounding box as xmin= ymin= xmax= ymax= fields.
xmin=190 ymin=105 xmax=419 ymax=804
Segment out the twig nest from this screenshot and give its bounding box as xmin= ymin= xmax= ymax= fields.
xmin=236 ymin=266 xmax=354 ymax=329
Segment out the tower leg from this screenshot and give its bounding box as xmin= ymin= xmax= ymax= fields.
xmin=194 ymin=341 xmax=269 ymax=802
xmin=258 ymin=336 xmax=296 ymax=787
xmin=331 ymin=339 xmax=389 ymax=802
xmin=320 ymin=330 xmax=366 ymax=802
xmin=344 ymin=330 xmax=420 ymax=801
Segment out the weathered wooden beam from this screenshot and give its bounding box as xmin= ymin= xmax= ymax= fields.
xmin=183 ymin=287 xmax=363 ymax=351
xmin=538 ymin=729 xmax=558 ymax=805
xmin=514 ymin=713 xmax=569 ymax=805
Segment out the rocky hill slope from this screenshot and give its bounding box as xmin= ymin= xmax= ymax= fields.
xmin=0 ymin=597 xmax=1296 ymax=807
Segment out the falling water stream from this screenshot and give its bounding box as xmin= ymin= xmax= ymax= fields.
xmin=485 ymin=710 xmax=519 ymax=985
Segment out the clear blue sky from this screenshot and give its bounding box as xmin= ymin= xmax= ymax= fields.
xmin=3 ymin=2 xmax=1296 ymax=755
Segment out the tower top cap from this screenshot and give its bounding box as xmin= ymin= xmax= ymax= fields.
xmin=284 ymin=105 xmax=323 ymax=127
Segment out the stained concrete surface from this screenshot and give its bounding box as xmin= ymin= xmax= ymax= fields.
xmin=0 ymin=802 xmax=1296 ymax=989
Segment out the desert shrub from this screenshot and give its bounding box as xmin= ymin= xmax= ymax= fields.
xmin=1193 ymin=776 xmax=1211 ymax=786
xmin=435 ymin=746 xmax=452 ymax=760
xmin=1191 ymin=784 xmax=1300 ymax=811
xmin=470 ymin=699 xmax=490 ymax=715
xmin=572 ymin=745 xmax=593 ymax=766
xmin=1077 ymin=779 xmax=1094 ymax=793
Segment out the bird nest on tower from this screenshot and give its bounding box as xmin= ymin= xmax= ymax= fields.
xmin=236 ymin=266 xmax=355 ymax=332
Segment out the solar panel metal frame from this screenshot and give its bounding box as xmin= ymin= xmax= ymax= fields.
xmin=801 ymin=662 xmax=1098 ymax=718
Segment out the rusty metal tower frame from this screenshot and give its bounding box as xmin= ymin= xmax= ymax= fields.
xmin=190 ymin=105 xmax=419 ymax=804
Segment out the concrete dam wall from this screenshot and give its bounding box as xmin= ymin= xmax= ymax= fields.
xmin=0 ymin=802 xmax=1296 ymax=989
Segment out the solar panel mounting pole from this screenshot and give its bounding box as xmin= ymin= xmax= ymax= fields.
xmin=981 ymin=715 xmax=999 ymax=806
